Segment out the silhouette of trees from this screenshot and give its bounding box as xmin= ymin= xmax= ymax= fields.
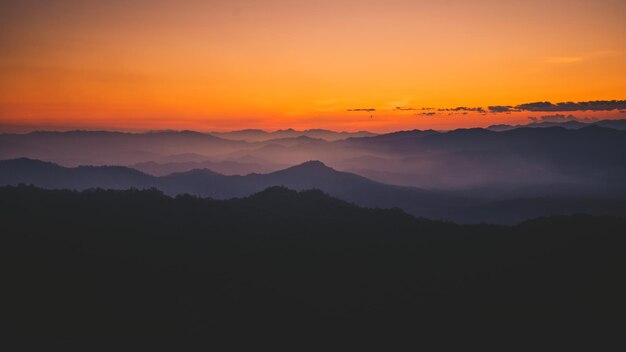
xmin=2 ymin=185 xmax=625 ymax=348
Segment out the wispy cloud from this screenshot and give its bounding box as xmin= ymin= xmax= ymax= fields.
xmin=488 ymin=106 xmax=519 ymax=113
xmin=345 ymin=100 xmax=625 ymax=118
xmin=438 ymin=107 xmax=486 ymax=113
xmin=516 ymin=100 xmax=626 ymax=112
xmin=347 ymin=108 xmax=376 ymax=112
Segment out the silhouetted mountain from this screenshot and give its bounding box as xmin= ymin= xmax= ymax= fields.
xmin=487 ymin=120 xmax=591 ymax=131
xmin=3 ymin=125 xmax=626 ymax=198
xmin=338 ymin=129 xmax=440 ymax=151
xmin=0 ymin=158 xmax=158 ymax=190
xmin=2 ymin=158 xmax=462 ymax=218
xmin=341 ymin=125 xmax=626 ymax=189
xmin=0 ymin=130 xmax=249 ymax=166
xmin=4 ymin=158 xmax=626 ymax=224
xmin=131 ymin=159 xmax=286 ymax=176
xmin=596 ymin=118 xmax=626 ymax=130
xmin=211 ymin=128 xmax=376 ymax=142
xmin=255 ymin=135 xmax=328 ymax=147
xmin=487 ymin=118 xmax=626 ymax=131
xmin=3 ymin=185 xmax=625 ymax=347
xmin=163 ymin=160 xmax=472 ymax=217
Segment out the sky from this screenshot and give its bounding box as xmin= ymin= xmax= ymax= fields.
xmin=1 ymin=0 xmax=625 ymax=132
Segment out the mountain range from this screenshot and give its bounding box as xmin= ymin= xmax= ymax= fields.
xmin=487 ymin=118 xmax=626 ymax=131
xmin=209 ymin=128 xmax=377 ymax=142
xmin=3 ymin=121 xmax=625 ymax=191
xmin=3 ymin=157 xmax=626 ymax=224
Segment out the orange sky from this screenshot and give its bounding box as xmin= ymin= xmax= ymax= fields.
xmin=1 ymin=0 xmax=625 ymax=132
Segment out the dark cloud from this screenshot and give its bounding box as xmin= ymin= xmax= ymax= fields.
xmin=347 ymin=108 xmax=376 ymax=112
xmin=348 ymin=100 xmax=626 ymax=117
xmin=438 ymin=107 xmax=486 ymax=113
xmin=516 ymin=100 xmax=626 ymax=112
xmin=488 ymin=106 xmax=517 ymax=113
xmin=528 ymin=114 xmax=599 ymax=123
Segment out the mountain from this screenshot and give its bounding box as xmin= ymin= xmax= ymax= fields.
xmin=211 ymin=128 xmax=377 ymax=142
xmin=487 ymin=118 xmax=626 ymax=131
xmin=487 ymin=120 xmax=591 ymax=131
xmin=4 ymin=126 xmax=625 ymax=192
xmin=3 ymin=158 xmax=626 ymax=224
xmin=162 ymin=160 xmax=473 ymax=217
xmin=596 ymin=118 xmax=626 ymax=130
xmin=339 ymin=125 xmax=626 ymax=189
xmin=254 ymin=135 xmax=328 ymax=147
xmin=3 ymin=185 xmax=626 ymax=347
xmin=3 ymin=125 xmax=626 ymax=217
xmin=0 ymin=158 xmax=466 ymax=219
xmin=0 ymin=158 xmax=158 ymax=190
xmin=0 ymin=130 xmax=249 ymax=166
xmin=130 ymin=160 xmax=287 ymax=176
xmin=337 ymin=129 xmax=441 ymax=152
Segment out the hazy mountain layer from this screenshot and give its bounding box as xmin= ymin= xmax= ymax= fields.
xmin=3 ymin=158 xmax=626 ymax=224
xmin=2 ymin=122 xmax=625 ymax=192
xmin=210 ymin=128 xmax=377 ymax=142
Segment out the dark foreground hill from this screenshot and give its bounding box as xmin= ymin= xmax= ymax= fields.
xmin=2 ymin=185 xmax=625 ymax=348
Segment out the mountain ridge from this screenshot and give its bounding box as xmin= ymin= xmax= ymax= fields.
xmin=3 ymin=157 xmax=626 ymax=224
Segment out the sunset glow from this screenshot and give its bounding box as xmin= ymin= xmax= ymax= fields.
xmin=1 ymin=0 xmax=625 ymax=132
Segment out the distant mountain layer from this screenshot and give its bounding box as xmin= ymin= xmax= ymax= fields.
xmin=487 ymin=118 xmax=626 ymax=131
xmin=210 ymin=128 xmax=377 ymax=141
xmin=3 ymin=158 xmax=626 ymax=224
xmin=337 ymin=125 xmax=626 ymax=189
xmin=2 ymin=123 xmax=626 ymax=191
xmin=131 ymin=160 xmax=287 ymax=176
xmin=0 ymin=130 xmax=249 ymax=166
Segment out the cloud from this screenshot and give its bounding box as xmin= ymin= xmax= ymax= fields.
xmin=347 ymin=108 xmax=376 ymax=112
xmin=345 ymin=100 xmax=626 ymax=118
xmin=438 ymin=107 xmax=486 ymax=113
xmin=528 ymin=114 xmax=599 ymax=123
xmin=516 ymin=100 xmax=626 ymax=112
xmin=488 ymin=105 xmax=518 ymax=113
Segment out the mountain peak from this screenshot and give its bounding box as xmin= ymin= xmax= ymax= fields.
xmin=296 ymin=160 xmax=330 ymax=169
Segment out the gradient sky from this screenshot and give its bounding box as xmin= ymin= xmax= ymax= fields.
xmin=1 ymin=0 xmax=625 ymax=132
